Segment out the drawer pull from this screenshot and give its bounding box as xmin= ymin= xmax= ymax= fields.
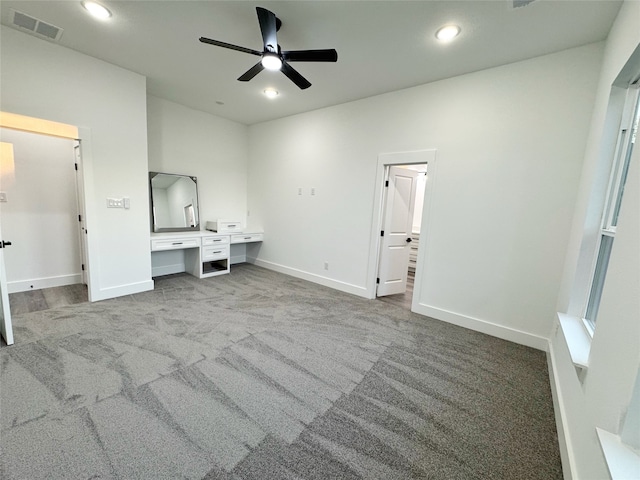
xmin=213 ymin=250 xmax=222 ymax=254
xmin=244 ymin=237 xmax=251 ymax=240
xmin=172 ymin=242 xmax=183 ymax=245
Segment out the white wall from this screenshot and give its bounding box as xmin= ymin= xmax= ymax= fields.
xmin=146 ymin=96 xmax=249 ymax=270
xmin=146 ymin=96 xmax=248 ymax=226
xmin=0 ymin=129 xmax=81 ymax=292
xmin=0 ymin=26 xmax=153 ymax=300
xmin=549 ymin=1 xmax=640 ymax=478
xmin=248 ymin=42 xmax=603 ymax=348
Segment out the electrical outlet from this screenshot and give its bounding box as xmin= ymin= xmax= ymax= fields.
xmin=298 ymin=187 xmax=303 ymax=195
xmin=311 ymin=187 xmax=316 ymax=196
xmin=0 ymin=192 xmax=7 ymax=203
xmin=324 ymin=261 xmax=329 ymax=270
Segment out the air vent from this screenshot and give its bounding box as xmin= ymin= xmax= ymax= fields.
xmin=9 ymin=9 xmax=63 ymax=41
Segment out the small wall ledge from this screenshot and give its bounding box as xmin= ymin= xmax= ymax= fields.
xmin=557 ymin=312 xmax=591 ymax=369
xmin=597 ymin=428 xmax=640 ymax=479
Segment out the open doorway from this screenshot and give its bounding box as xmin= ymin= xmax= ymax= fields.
xmin=369 ymin=149 xmax=437 ymax=310
xmin=376 ymin=163 xmax=427 ymax=309
xmin=0 ymin=127 xmax=88 ymax=319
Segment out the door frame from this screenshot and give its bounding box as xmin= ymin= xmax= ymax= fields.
xmin=367 ymin=149 xmax=437 ymax=310
xmin=0 ymin=112 xmax=98 ymax=302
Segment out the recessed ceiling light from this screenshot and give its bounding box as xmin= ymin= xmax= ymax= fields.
xmin=435 ymin=25 xmax=461 ymax=42
xmin=261 ymin=54 xmax=282 ymax=71
xmin=81 ymin=1 xmax=111 ymax=20
xmin=263 ymin=88 xmax=279 ymax=99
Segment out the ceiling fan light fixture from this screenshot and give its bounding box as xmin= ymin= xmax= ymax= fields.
xmin=81 ymin=1 xmax=111 ymax=19
xmin=261 ymin=54 xmax=282 ymax=71
xmin=263 ymin=88 xmax=279 ymax=98
xmin=435 ymin=24 xmax=461 ymax=42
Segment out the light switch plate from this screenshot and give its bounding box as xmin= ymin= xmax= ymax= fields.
xmin=107 ymin=197 xmax=124 ymax=208
xmin=0 ymin=192 xmax=7 ymax=203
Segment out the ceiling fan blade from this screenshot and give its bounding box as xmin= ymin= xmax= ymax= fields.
xmin=238 ymin=62 xmax=265 ymax=82
xmin=199 ymin=37 xmax=261 ymax=56
xmin=256 ymin=7 xmax=278 ymax=53
xmin=281 ymin=62 xmax=311 ymax=90
xmin=282 ymin=49 xmax=338 ymax=63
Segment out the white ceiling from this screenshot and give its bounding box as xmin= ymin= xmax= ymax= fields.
xmin=1 ymin=0 xmax=622 ymax=125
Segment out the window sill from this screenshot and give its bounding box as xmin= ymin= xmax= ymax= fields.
xmin=557 ymin=312 xmax=592 ymax=369
xmin=597 ymin=428 xmax=640 ymax=479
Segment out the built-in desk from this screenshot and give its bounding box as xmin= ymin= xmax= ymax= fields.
xmin=150 ymin=231 xmax=263 ymax=279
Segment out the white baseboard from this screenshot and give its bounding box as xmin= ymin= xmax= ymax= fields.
xmin=413 ymin=303 xmax=549 ymax=351
xmin=547 ymin=340 xmax=576 ymax=480
xmin=151 ymin=263 xmax=185 ymax=278
xmin=7 ymin=273 xmax=83 ymax=294
xmin=251 ymin=258 xmax=369 ymax=299
xmin=91 ymin=279 xmax=155 ymax=302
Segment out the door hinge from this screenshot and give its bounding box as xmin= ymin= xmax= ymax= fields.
xmin=78 ymin=214 xmax=82 ymax=222
xmin=385 ymin=180 xmax=389 ymax=187
xmin=376 ymin=277 xmax=380 ymax=284
xmin=74 ymin=163 xmax=78 ymax=171
xmin=81 ymin=264 xmax=85 ymax=271
xmin=380 ymin=230 xmax=384 ymax=237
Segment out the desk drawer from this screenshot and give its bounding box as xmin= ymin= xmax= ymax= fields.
xmin=202 ymin=245 xmax=229 ymax=261
xmin=231 ymin=233 xmax=264 ymax=244
xmin=151 ymin=237 xmax=199 ymax=251
xmin=202 ymin=235 xmax=229 ymax=246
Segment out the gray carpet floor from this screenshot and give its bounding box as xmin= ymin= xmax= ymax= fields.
xmin=0 ymin=264 xmax=562 ymax=479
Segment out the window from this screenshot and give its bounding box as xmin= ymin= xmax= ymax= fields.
xmin=585 ymin=85 xmax=640 ymax=328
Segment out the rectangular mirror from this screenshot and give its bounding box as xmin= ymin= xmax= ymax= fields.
xmin=149 ymin=172 xmax=200 ymax=232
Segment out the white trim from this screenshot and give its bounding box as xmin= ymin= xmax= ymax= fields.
xmin=251 ymin=258 xmax=370 ymax=299
xmin=412 ymin=302 xmax=549 ymax=351
xmin=77 ymin=127 xmax=99 ymax=303
xmin=7 ymin=274 xmax=83 ymax=294
xmin=91 ymin=279 xmax=154 ymax=301
xmin=547 ymin=341 xmax=577 ymax=480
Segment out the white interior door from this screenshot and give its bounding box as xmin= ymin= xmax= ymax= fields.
xmin=74 ymin=142 xmax=89 ymax=286
xmin=377 ymin=166 xmax=419 ymax=296
xmin=0 ymin=142 xmax=14 ymax=345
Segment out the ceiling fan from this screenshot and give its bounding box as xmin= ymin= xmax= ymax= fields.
xmin=199 ymin=6 xmax=338 ymax=90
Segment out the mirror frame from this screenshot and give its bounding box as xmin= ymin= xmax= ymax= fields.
xmin=149 ymin=172 xmax=200 ymax=233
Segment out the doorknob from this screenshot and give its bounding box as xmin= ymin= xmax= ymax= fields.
xmin=1 ymin=240 xmax=12 ymax=248
xmin=405 ymin=237 xmax=412 ymax=243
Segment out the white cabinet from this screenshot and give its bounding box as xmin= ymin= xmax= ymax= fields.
xmin=408 ymin=232 xmax=420 ymax=272
xmin=200 ymin=234 xmax=230 ymax=277
xmin=151 ymin=236 xmax=200 ymax=251
xmin=231 ymin=233 xmax=264 ymax=244
xmin=150 ymin=231 xmax=262 ymax=280
xmin=202 ymin=235 xmax=229 ymax=246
